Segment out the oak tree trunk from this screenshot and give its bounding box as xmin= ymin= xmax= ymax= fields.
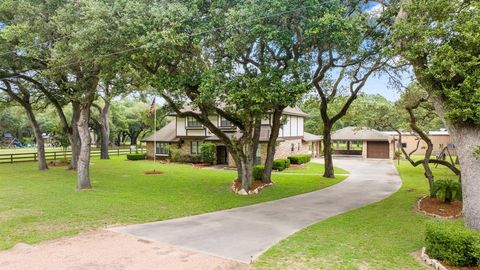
xmin=69 ymin=102 xmax=82 ymax=170
xmin=25 ymin=105 xmax=48 ymax=170
xmin=449 ymin=125 xmax=480 ymax=230
xmin=76 ymin=103 xmax=92 ymax=190
xmin=262 ymin=109 xmax=283 ymax=183
xmin=99 ymin=101 xmax=110 ymax=159
xmin=323 ymin=123 xmax=335 ymax=178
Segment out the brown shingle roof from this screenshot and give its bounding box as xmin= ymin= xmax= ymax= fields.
xmin=142 ymin=121 xmax=179 ymax=142
xmin=332 ymin=127 xmax=391 ymax=141
xmin=302 ymin=132 xmax=322 ymax=142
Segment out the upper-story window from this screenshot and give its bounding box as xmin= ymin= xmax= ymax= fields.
xmin=219 ymin=116 xmax=233 ymax=128
xmin=186 ymin=116 xmax=202 ymax=128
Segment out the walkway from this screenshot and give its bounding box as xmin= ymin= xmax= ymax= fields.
xmin=110 ymin=157 xmax=402 ymax=263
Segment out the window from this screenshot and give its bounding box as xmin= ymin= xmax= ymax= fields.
xmin=291 ymin=143 xmax=295 ymax=152
xmin=191 ymin=141 xmax=203 ymax=154
xmin=186 ymin=116 xmax=202 ymax=128
xmin=156 ymin=142 xmax=169 ymax=155
xmin=219 ymin=116 xmax=233 ymax=127
xmin=401 ymin=143 xmax=407 ymax=148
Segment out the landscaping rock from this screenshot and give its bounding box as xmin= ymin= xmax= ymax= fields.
xmin=237 ymin=189 xmax=248 ymax=196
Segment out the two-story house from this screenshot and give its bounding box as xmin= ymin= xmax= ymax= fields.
xmin=143 ymin=106 xmax=322 ymax=167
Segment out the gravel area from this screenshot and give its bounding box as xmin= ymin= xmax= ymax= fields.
xmin=0 ymin=230 xmax=249 ymax=270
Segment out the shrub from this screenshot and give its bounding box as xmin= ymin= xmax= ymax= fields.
xmin=426 ymin=222 xmax=480 ymax=267
xmin=287 ymin=154 xmax=311 ymax=164
xmin=126 ymin=153 xmax=146 ymax=160
xmin=200 ymin=143 xmax=216 ymax=164
xmin=169 ymin=148 xmax=181 ymax=162
xmin=431 ymin=178 xmax=462 ymax=203
xmin=285 ymin=158 xmax=291 ymax=168
xmin=253 ymin=165 xmax=264 ymax=180
xmin=273 ymin=159 xmax=289 ymax=171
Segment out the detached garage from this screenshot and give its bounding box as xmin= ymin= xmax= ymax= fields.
xmin=331 ymin=127 xmax=394 ymax=159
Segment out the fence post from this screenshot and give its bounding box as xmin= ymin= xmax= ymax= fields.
xmin=34 ymin=153 xmax=37 ymax=161
xmin=10 ymin=154 xmax=13 ymax=164
xmin=54 ymin=152 xmax=57 ymax=161
xmin=117 ymin=148 xmax=120 ymax=156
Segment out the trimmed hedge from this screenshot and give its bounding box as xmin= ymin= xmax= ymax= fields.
xmin=426 ymin=221 xmax=480 ymax=267
xmin=287 ymin=154 xmax=311 ymax=164
xmin=273 ymin=159 xmax=289 ymax=171
xmin=253 ymin=165 xmax=264 ymax=180
xmin=200 ymin=143 xmax=216 ymax=164
xmin=126 ymin=153 xmax=146 ymax=160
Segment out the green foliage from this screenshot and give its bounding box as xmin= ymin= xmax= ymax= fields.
xmin=431 ymin=178 xmax=462 ymax=203
xmin=426 ymin=221 xmax=480 ymax=267
xmin=253 ymin=165 xmax=264 ymax=180
xmin=200 ymin=143 xmax=216 ymax=164
xmin=273 ymin=159 xmax=289 ymax=171
xmin=288 ymin=154 xmax=311 ymax=165
xmin=169 ymin=148 xmax=181 ymax=162
xmin=393 ymin=0 xmax=480 ymax=126
xmin=126 ymin=153 xmax=146 ymax=161
xmin=474 ymin=146 xmax=480 ymax=160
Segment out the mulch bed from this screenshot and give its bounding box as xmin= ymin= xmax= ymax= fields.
xmin=233 ymin=180 xmax=266 ymax=192
xmin=289 ymin=164 xmax=306 ymax=169
xmin=192 ymin=163 xmax=211 ymax=168
xmin=418 ymin=196 xmax=462 ymax=218
xmin=144 ymin=170 xmax=163 ymax=175
xmin=48 ymin=161 xmax=69 ymax=167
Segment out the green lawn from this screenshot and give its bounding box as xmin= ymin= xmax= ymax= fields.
xmin=279 ymin=162 xmax=349 ymax=175
xmin=254 ymin=161 xmax=461 ymax=270
xmin=0 ymin=156 xmax=346 ymax=250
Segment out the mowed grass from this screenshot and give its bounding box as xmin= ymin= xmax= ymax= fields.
xmin=279 ymin=162 xmax=349 ymax=175
xmin=254 ymin=161 xmax=462 ymax=270
xmin=0 ymin=156 xmax=346 ymax=250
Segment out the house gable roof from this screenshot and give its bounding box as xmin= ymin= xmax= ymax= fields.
xmin=332 ymin=126 xmax=391 ymax=142
xmin=142 ymin=120 xmax=179 ymax=142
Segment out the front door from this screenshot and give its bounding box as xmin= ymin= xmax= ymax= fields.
xmin=216 ymin=145 xmax=228 ymax=164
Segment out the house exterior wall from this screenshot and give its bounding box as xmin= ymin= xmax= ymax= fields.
xmin=392 ymin=134 xmax=454 ymax=156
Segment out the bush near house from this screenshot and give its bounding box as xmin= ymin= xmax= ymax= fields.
xmin=169 ymin=148 xmax=181 ymax=162
xmin=126 ymin=153 xmax=146 ymax=160
xmin=253 ymin=165 xmax=264 ymax=180
xmin=425 ymin=221 xmax=480 ymax=267
xmin=200 ymin=143 xmax=216 ymax=164
xmin=273 ymin=159 xmax=290 ymax=171
xmin=287 ymin=154 xmax=311 ymax=164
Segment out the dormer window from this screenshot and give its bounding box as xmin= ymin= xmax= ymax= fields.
xmin=219 ymin=116 xmax=233 ymax=128
xmin=187 ymin=116 xmax=202 ymax=128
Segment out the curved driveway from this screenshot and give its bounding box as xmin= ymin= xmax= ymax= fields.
xmin=110 ymin=157 xmax=402 ymax=263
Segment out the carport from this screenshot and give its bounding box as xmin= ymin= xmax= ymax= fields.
xmin=331 ymin=127 xmax=394 ymax=159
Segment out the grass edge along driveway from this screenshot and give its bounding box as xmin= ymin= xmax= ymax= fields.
xmin=254 ymin=161 xmax=462 ymax=270
xmin=0 ymin=157 xmax=346 ymax=250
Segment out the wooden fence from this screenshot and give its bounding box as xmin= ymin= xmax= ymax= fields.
xmin=0 ymin=147 xmax=144 ymax=164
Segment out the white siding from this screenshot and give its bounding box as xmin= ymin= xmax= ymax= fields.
xmin=187 ymin=129 xmax=206 ymax=136
xmin=283 ymin=116 xmax=291 ymax=137
xmin=206 ymin=115 xmax=217 ymax=136
xmin=298 ymin=117 xmax=304 ymax=136
xmin=176 ymin=117 xmax=186 ymax=136
xmin=291 ymin=116 xmax=298 ymax=137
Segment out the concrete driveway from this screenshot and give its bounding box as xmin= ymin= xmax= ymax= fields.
xmin=110 ymin=157 xmax=402 ymax=263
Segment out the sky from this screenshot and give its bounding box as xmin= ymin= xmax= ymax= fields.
xmin=362 ymin=70 xmax=413 ymax=101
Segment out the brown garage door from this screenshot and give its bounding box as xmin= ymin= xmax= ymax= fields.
xmin=367 ymin=141 xmax=389 ymax=159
